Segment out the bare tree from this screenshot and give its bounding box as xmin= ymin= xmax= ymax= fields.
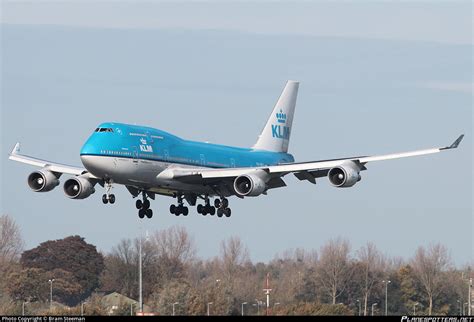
xmin=316 ymin=237 xmax=352 ymax=304
xmin=220 ymin=236 xmax=250 ymax=280
xmin=0 ymin=214 xmax=24 ymax=263
xmin=357 ymin=242 xmax=386 ymax=315
xmin=411 ymin=243 xmax=451 ymax=315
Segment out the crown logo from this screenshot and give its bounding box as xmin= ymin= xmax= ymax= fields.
xmin=276 ymin=109 xmax=287 ymax=124
xmin=140 ymin=138 xmax=147 ymax=145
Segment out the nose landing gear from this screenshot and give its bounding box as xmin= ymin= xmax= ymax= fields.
xmin=102 ymin=181 xmax=116 ymax=204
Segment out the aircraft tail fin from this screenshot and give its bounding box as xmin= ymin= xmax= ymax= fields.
xmin=253 ymin=80 xmax=299 ymax=153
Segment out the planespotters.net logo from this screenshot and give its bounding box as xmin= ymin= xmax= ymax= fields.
xmin=401 ymin=316 xmax=474 ymax=322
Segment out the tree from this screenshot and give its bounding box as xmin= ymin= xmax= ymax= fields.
xmin=20 ymin=235 xmax=104 ymax=304
xmin=411 ymin=243 xmax=450 ymax=315
xmin=0 ymin=214 xmax=24 ymax=263
xmin=356 ymin=242 xmax=386 ymax=315
xmin=316 ymin=237 xmax=352 ymax=304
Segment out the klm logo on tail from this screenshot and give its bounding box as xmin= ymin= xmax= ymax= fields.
xmin=272 ymin=109 xmax=290 ymax=140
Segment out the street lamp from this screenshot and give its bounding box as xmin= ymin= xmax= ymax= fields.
xmin=463 ymin=302 xmax=468 ymax=316
xmin=371 ymin=303 xmax=378 ymax=316
xmin=241 ymin=302 xmax=248 ymax=316
xmin=457 ymin=300 xmax=462 ymax=315
xmin=22 ymin=301 xmax=28 ymax=316
xmin=172 ymin=302 xmax=179 ymax=316
xmin=469 ymin=278 xmax=472 ymax=316
xmin=48 ymin=279 xmax=55 ymax=311
xmin=207 ymin=302 xmax=213 ymax=316
xmin=81 ymin=302 xmax=87 ymax=316
xmin=254 ymin=300 xmax=262 ymax=315
xmin=414 ymin=302 xmax=419 ymax=315
xmin=382 ymin=280 xmax=391 ymax=316
xmin=356 ymin=299 xmax=361 ymax=316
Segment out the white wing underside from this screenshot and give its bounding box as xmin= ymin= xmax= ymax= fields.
xmin=170 ymin=135 xmax=464 ymax=183
xmin=8 ymin=143 xmax=97 ymax=178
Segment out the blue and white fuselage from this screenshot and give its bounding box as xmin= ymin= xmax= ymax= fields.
xmin=80 ymin=122 xmax=294 ymax=196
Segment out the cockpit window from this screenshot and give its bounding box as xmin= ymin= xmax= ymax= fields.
xmin=96 ymin=128 xmax=114 ymax=133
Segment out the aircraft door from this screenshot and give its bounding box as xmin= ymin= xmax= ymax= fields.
xmin=132 ymin=146 xmax=139 ymax=166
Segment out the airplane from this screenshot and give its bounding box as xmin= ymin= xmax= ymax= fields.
xmin=9 ymin=81 xmax=464 ymax=219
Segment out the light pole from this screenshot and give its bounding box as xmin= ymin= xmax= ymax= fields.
xmin=22 ymin=301 xmax=28 ymax=316
xmin=48 ymin=279 xmax=55 ymax=311
xmin=463 ymin=302 xmax=468 ymax=315
xmin=81 ymin=302 xmax=87 ymax=316
xmin=414 ymin=302 xmax=419 ymax=315
xmin=457 ymin=300 xmax=462 ymax=315
xmin=382 ymin=280 xmax=391 ymax=316
xmin=241 ymin=302 xmax=248 ymax=316
xmin=254 ymin=300 xmax=261 ymax=315
xmin=207 ymin=302 xmax=213 ymax=316
xmin=172 ymin=302 xmax=179 ymax=316
xmin=371 ymin=303 xmax=377 ymax=316
xmin=356 ymin=299 xmax=361 ymax=316
xmin=469 ymin=278 xmax=472 ymax=316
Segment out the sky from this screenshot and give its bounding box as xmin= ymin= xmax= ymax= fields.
xmin=1 ymin=1 xmax=472 ymax=266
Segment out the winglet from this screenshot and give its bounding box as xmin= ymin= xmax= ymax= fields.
xmin=449 ymin=134 xmax=464 ymax=149
xmin=11 ymin=142 xmax=20 ymax=155
xmin=442 ymin=134 xmax=464 ymax=150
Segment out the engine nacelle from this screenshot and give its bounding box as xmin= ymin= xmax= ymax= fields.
xmin=63 ymin=176 xmax=96 ymax=199
xmin=328 ymin=161 xmax=362 ymax=188
xmin=233 ymin=170 xmax=268 ymax=197
xmin=27 ymin=169 xmax=60 ymax=192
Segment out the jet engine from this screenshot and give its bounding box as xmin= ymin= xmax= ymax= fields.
xmin=233 ymin=170 xmax=268 ymax=197
xmin=27 ymin=169 xmax=60 ymax=192
xmin=328 ymin=161 xmax=362 ymax=188
xmin=63 ymin=176 xmax=96 ymax=199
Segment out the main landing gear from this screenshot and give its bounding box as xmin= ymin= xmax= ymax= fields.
xmin=196 ymin=196 xmax=231 ymax=218
xmin=136 ymin=192 xmax=153 ymax=219
xmin=169 ymin=194 xmax=189 ymax=216
xmin=102 ymin=181 xmax=116 ymax=204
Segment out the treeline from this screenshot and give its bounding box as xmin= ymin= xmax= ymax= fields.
xmin=0 ymin=214 xmax=471 ymax=316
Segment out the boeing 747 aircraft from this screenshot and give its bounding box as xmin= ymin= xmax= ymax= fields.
xmin=9 ymin=81 xmax=463 ymax=219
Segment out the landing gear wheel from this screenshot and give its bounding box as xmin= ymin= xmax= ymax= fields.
xmin=210 ymin=206 xmax=216 ymax=216
xmin=224 ymin=208 xmax=231 ymax=217
xmin=102 ymin=194 xmax=109 ymax=204
xmin=136 ymin=199 xmax=143 ymax=209
xmin=109 ymin=194 xmax=116 ymax=204
xmin=221 ymin=198 xmax=229 ymax=208
xmin=170 ymin=204 xmax=176 ymax=214
xmin=217 ymin=208 xmax=224 ymax=218
xmin=138 ymin=209 xmax=145 ymax=219
xmin=143 ymin=199 xmax=150 ymax=210
xmin=214 ymin=199 xmax=221 ymax=208
xmin=197 ymin=204 xmax=203 ymax=214
xmin=183 ymin=207 xmax=189 ymax=216
xmin=145 ymin=209 xmax=153 ymax=218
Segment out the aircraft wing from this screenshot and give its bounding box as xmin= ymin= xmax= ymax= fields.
xmin=8 ymin=142 xmax=97 ymax=178
xmin=171 ymin=135 xmax=464 ymax=185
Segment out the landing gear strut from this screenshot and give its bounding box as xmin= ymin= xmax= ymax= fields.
xmin=170 ymin=194 xmax=189 ymax=216
xmin=136 ymin=191 xmax=153 ymax=219
xmin=197 ymin=196 xmax=216 ymax=216
xmin=102 ymin=181 xmax=116 ymax=205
